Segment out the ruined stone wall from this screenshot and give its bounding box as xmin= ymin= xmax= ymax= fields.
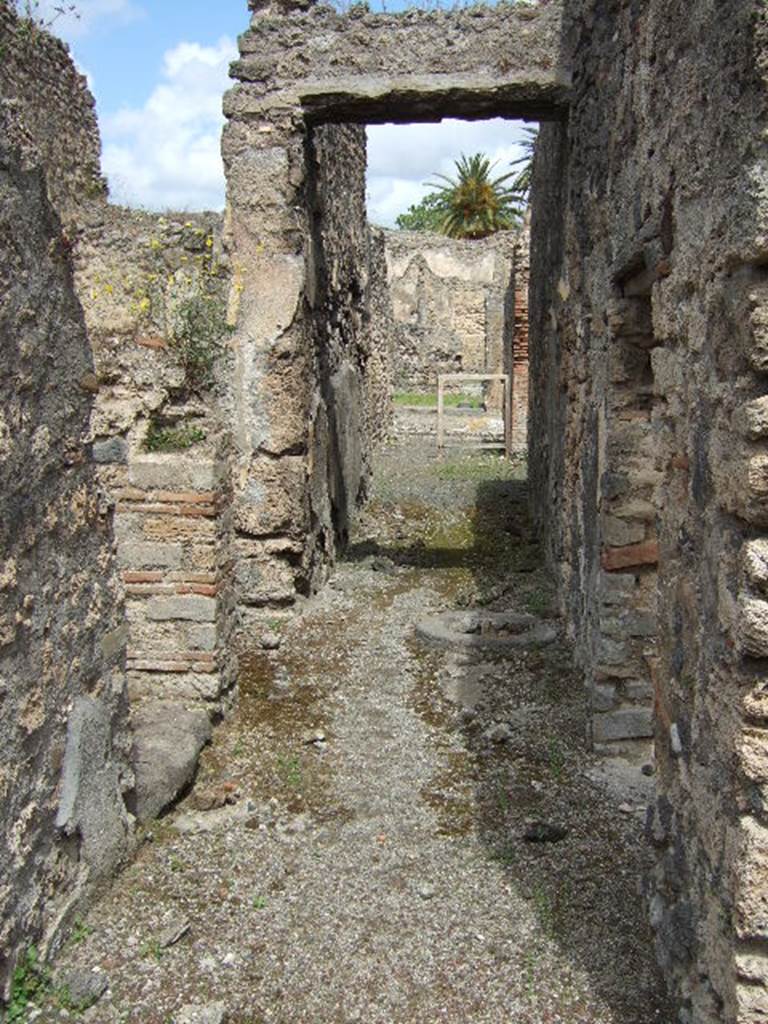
xmin=235 ymin=0 xmax=569 ymax=124
xmin=382 ymin=229 xmax=516 ymax=394
xmin=73 ymin=207 xmax=237 ymax=715
xmin=223 ymin=0 xmax=567 ymax=624
xmin=0 ymin=1 xmax=106 ymax=223
xmin=510 ymin=217 xmax=530 ymax=452
xmin=0 ymin=135 xmax=131 ymax=990
xmin=530 ymin=1 xmax=768 ymax=1018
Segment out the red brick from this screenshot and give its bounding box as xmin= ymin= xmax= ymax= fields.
xmin=122 ymin=571 xmax=164 ymax=584
xmin=601 ymin=539 xmax=659 ymax=571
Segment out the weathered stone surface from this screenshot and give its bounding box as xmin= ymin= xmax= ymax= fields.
xmin=56 ymin=698 xmax=131 ymax=877
xmin=117 ymin=542 xmax=184 ymax=570
xmin=129 ymin=457 xmax=220 ymax=492
xmin=739 ymin=598 xmax=768 ymax=658
xmin=529 ymin=0 xmax=768 ymax=1016
xmin=146 ymin=596 xmax=217 ymax=623
xmin=176 ymin=1002 xmax=227 ymax=1024
xmin=383 ymin=230 xmax=515 ymax=395
xmin=0 ymin=122 xmax=129 ymax=985
xmin=92 ymin=437 xmax=128 ymax=464
xmin=592 ymin=709 xmax=654 ymax=744
xmin=0 ymin=3 xmax=106 ymax=223
xmin=601 ymin=540 xmax=659 ymax=572
xmin=743 ymin=539 xmax=768 ymax=593
xmin=130 ymin=702 xmax=212 ymax=821
xmin=733 ymin=397 xmax=768 ymax=440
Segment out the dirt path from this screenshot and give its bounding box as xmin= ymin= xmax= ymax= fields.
xmin=44 ymin=444 xmax=672 ymax=1024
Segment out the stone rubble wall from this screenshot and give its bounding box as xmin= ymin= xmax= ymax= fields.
xmin=224 ymin=65 xmax=396 ymax=634
xmin=0 ymin=134 xmax=131 ymax=992
xmin=0 ymin=1 xmax=106 ymax=223
xmin=510 ymin=217 xmax=530 ymax=452
xmin=235 ymin=0 xmax=570 ymax=124
xmin=72 ymin=207 xmax=237 ymax=714
xmin=382 ymin=229 xmax=516 ymax=402
xmin=530 ymin=1 xmax=768 ymax=1019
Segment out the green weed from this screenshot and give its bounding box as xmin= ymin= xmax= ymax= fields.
xmin=144 ymin=419 xmax=206 ymax=453
xmin=69 ymin=915 xmax=94 ymax=945
xmin=277 ymin=755 xmax=302 ymax=789
xmin=7 ymin=947 xmax=49 ymax=1022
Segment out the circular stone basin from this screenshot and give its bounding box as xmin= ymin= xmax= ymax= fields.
xmin=415 ymin=610 xmax=557 ymax=650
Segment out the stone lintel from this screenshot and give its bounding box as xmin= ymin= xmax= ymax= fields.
xmin=282 ymin=75 xmax=570 ymax=125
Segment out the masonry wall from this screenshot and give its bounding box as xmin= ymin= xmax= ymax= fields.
xmin=530 ymin=1 xmax=768 ymax=1019
xmin=383 ymin=229 xmax=516 ymax=395
xmin=510 ymin=217 xmax=530 ymax=452
xmin=0 ymin=1 xmax=106 ymax=223
xmin=0 ymin=133 xmax=131 ymax=991
xmin=73 ymin=207 xmax=237 ymax=713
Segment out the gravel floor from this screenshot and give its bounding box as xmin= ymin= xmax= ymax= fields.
xmin=39 ymin=437 xmax=673 ymax=1024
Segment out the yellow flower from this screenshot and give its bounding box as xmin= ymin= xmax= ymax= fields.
xmin=150 ymin=238 xmax=161 ymax=250
xmin=139 ymin=297 xmax=151 ymax=313
xmin=205 ymin=237 xmax=214 ymax=249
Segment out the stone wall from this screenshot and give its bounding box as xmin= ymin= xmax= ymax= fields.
xmin=510 ymin=217 xmax=530 ymax=452
xmin=530 ymin=0 xmax=768 ymax=1019
xmin=0 ymin=135 xmax=131 ymax=991
xmin=236 ymin=0 xmax=569 ymax=124
xmin=0 ymin=1 xmax=106 ymax=223
xmin=383 ymin=229 xmax=516 ymax=396
xmin=224 ymin=75 xmax=396 ymax=628
xmin=223 ymin=0 xmax=566 ymax=618
xmin=73 ymin=207 xmax=237 ymax=717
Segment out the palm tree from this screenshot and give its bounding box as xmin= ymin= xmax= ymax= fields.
xmin=508 ymin=125 xmax=538 ymax=206
xmin=426 ymin=153 xmax=521 ymax=240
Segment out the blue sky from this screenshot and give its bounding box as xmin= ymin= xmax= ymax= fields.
xmin=41 ymin=0 xmax=529 ymax=224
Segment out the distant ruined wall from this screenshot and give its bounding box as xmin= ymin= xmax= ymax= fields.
xmin=383 ymin=229 xmax=516 ymax=394
xmin=530 ymin=1 xmax=768 ymax=1019
xmin=0 ymin=134 xmax=131 ymax=991
xmin=510 ymin=217 xmax=530 ymax=453
xmin=0 ymin=1 xmax=106 ymax=223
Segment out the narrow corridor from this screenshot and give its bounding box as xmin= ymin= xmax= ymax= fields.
xmin=49 ymin=444 xmax=670 ymax=1024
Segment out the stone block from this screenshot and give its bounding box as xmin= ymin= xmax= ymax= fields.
xmin=743 ymin=540 xmax=768 ymax=593
xmin=602 ymin=514 xmax=646 ymax=547
xmin=736 ymin=980 xmax=768 ymax=1024
xmin=127 ymin=670 xmax=222 ymax=705
xmin=188 ymin=624 xmax=217 ymax=653
xmin=739 ymin=598 xmax=768 ymax=658
xmin=129 ymin=457 xmax=220 ymax=492
xmin=56 ymin=698 xmax=131 ymax=877
xmin=625 ymin=679 xmax=654 ymax=702
xmin=593 ymin=683 xmax=617 ymax=711
xmin=734 ymin=397 xmax=768 ymax=440
xmin=598 ymin=635 xmax=630 ymax=665
xmin=130 ymin=701 xmax=212 ymax=821
xmin=92 ymin=437 xmax=128 ymax=464
xmin=592 ymin=708 xmax=654 ymax=743
xmin=602 ymin=611 xmax=656 ymax=638
xmin=235 ymin=557 xmax=296 ymax=606
xmin=146 ymin=595 xmax=216 ymax=623
xmin=598 ymin=571 xmax=638 ymax=604
xmin=735 ymin=816 xmax=768 ymax=941
xmin=601 ymin=540 xmax=659 ymax=572
xmin=99 ymin=621 xmax=128 ymax=662
xmin=117 ymin=542 xmax=184 ymax=570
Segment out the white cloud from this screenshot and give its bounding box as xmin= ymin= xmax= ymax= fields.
xmin=36 ymin=0 xmax=144 ymax=39
xmin=101 ymin=37 xmax=236 ymax=211
xmin=366 ymin=118 xmax=532 ymax=226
